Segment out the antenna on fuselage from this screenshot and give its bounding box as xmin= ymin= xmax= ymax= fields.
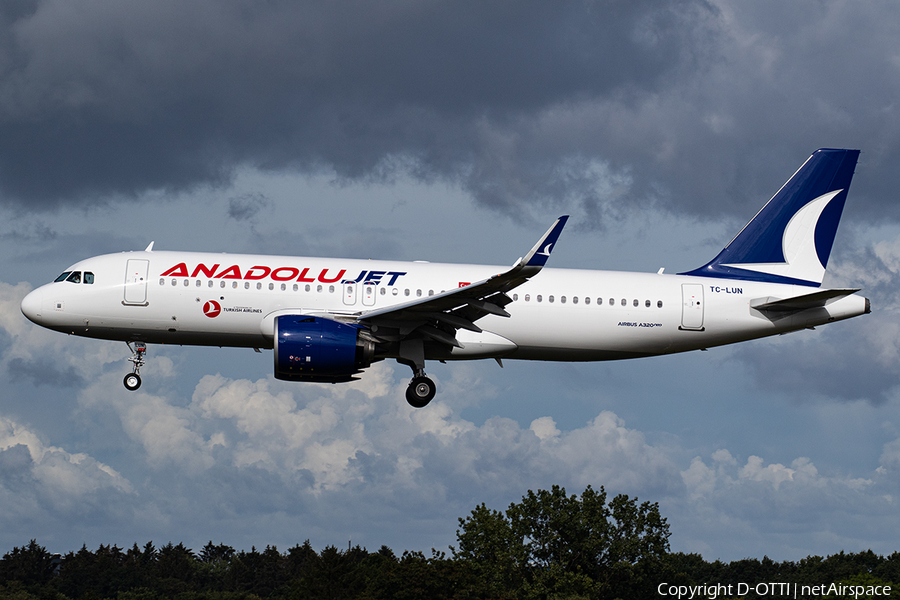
xmin=144 ymin=241 xmax=155 ymax=252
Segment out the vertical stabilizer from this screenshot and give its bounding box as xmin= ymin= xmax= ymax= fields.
xmin=680 ymin=148 xmax=859 ymax=287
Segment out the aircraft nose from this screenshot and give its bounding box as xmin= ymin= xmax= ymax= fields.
xmin=20 ymin=287 xmax=43 ymax=324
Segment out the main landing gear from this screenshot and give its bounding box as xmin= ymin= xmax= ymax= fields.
xmin=124 ymin=341 xmax=146 ymax=391
xmin=406 ymin=372 xmax=436 ymax=408
xmin=398 ymin=339 xmax=436 ymax=408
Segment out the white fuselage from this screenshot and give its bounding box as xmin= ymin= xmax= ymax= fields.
xmin=21 ymin=250 xmax=868 ymax=363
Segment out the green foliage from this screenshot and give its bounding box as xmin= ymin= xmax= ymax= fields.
xmin=0 ymin=541 xmax=56 ymax=587
xmin=453 ymin=484 xmax=670 ymax=599
xmin=2 ymin=486 xmax=900 ymax=599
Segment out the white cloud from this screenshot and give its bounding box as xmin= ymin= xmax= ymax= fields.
xmin=739 ymin=455 xmax=800 ymax=490
xmin=879 ymin=437 xmax=900 ymax=473
xmin=0 ymin=416 xmax=133 ymax=511
xmin=0 ymin=281 xmax=33 ymax=340
xmin=530 ymin=416 xmax=560 ymax=441
xmin=57 ymin=362 xmax=685 ymax=541
xmin=672 ymin=448 xmax=900 ymax=559
xmin=2 ymin=342 xmax=900 ymax=560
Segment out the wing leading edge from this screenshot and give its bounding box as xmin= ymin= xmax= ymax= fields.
xmin=357 ymin=216 xmax=569 ymax=348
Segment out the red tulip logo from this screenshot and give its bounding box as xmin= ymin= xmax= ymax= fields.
xmin=203 ymin=300 xmax=221 ymax=318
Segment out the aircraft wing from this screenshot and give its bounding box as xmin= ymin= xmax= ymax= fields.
xmin=356 ymin=216 xmax=568 ymax=347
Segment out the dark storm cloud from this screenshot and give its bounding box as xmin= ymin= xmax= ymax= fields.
xmin=0 ymin=0 xmax=708 ymax=212
xmin=7 ymin=356 xmax=85 ymax=387
xmin=2 ymin=1 xmax=899 ymax=224
xmin=227 ymin=193 xmax=270 ymax=222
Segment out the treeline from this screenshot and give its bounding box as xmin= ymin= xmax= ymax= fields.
xmin=0 ymin=485 xmax=898 ymax=599
xmin=0 ymin=540 xmax=486 ymax=599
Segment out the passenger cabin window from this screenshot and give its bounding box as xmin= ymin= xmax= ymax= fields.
xmin=55 ymin=272 xmax=72 ymax=282
xmin=66 ymin=271 xmax=81 ymax=284
xmin=83 ymin=272 xmax=94 ymax=284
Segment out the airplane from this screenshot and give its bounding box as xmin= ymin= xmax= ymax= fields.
xmin=20 ymin=148 xmax=869 ymax=407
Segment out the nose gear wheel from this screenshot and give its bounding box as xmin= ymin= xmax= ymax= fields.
xmin=123 ymin=372 xmax=141 ymax=391
xmin=124 ymin=342 xmax=146 ymax=391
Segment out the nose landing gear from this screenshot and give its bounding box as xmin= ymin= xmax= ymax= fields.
xmin=124 ymin=341 xmax=146 ymax=391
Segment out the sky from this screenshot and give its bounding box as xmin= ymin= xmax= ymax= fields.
xmin=2 ymin=0 xmax=900 ymax=562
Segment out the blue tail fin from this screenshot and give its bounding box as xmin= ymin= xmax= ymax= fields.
xmin=680 ymin=148 xmax=859 ymax=287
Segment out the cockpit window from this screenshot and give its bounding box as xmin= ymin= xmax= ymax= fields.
xmin=65 ymin=271 xmax=82 ymax=284
xmin=84 ymin=272 xmax=94 ymax=284
xmin=54 ymin=271 xmax=72 ymax=283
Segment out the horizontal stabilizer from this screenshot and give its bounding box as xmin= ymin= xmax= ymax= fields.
xmin=750 ymin=288 xmax=860 ymax=312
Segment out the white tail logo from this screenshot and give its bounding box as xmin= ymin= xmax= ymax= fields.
xmin=721 ymin=189 xmax=842 ymax=285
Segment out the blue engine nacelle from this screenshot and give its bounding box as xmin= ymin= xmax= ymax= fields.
xmin=274 ymin=315 xmax=375 ymax=383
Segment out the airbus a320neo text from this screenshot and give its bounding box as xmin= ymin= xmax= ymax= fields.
xmin=21 ymin=149 xmax=870 ymax=407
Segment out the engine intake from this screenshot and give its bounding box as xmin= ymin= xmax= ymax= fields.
xmin=274 ymin=315 xmax=374 ymax=383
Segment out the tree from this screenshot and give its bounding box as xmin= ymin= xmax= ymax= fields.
xmin=453 ymin=502 xmax=523 ymax=591
xmin=0 ymin=540 xmax=57 ymax=587
xmin=453 ymin=485 xmax=670 ymax=599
